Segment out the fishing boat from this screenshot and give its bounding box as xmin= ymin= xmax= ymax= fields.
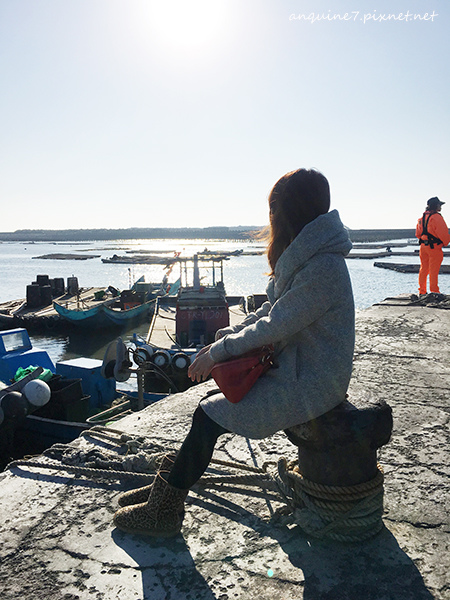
xmin=53 ymin=295 xmax=156 ymax=329
xmin=0 ymin=328 xmax=166 ymax=466
xmin=0 ymin=273 xmax=173 ymax=332
xmin=132 ymin=254 xmax=248 ymax=394
xmin=0 ymin=275 xmax=101 ymax=331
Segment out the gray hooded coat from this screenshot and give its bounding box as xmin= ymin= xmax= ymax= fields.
xmin=201 ymin=209 xmax=355 ymax=439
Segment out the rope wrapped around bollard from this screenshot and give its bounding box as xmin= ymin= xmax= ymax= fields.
xmin=275 ymin=458 xmax=385 ymax=542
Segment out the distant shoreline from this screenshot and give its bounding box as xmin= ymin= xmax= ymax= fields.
xmin=0 ymin=227 xmax=416 ymax=243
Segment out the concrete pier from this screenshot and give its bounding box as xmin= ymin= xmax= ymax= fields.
xmin=0 ymin=296 xmax=449 ymax=599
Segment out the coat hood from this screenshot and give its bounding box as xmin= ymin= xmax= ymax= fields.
xmin=273 ymin=209 xmax=351 ymax=298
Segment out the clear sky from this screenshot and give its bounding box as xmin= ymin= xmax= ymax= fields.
xmin=1 ymin=0 xmax=448 ymax=231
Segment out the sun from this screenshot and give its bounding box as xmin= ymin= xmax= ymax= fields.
xmin=145 ymin=0 xmax=230 ymax=56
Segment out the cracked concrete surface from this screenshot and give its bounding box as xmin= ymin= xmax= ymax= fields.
xmin=0 ymin=298 xmax=449 ymax=599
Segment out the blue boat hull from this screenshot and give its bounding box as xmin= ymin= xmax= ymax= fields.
xmin=53 ymin=299 xmax=155 ymax=329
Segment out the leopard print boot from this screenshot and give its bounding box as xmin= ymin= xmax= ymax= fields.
xmin=113 ymin=471 xmax=188 ymax=537
xmin=117 ymin=453 xmax=177 ymax=507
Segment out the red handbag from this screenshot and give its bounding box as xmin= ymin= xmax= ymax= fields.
xmin=211 ymin=345 xmax=274 ymax=404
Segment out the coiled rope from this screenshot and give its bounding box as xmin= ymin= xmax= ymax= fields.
xmin=275 ymin=458 xmax=385 ymax=542
xmin=7 ymin=426 xmax=385 ymax=541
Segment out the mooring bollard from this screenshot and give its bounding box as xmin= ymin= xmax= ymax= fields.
xmin=281 ymin=396 xmax=393 ymax=541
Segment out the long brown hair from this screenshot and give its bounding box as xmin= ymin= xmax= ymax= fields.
xmin=265 ymin=169 xmax=330 ymax=274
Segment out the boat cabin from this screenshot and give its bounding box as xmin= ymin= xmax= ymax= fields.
xmin=0 ymin=328 xmax=55 ymax=383
xmin=175 ymin=255 xmax=230 ymax=347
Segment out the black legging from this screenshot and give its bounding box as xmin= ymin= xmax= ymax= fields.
xmin=167 ymin=404 xmax=229 ymax=490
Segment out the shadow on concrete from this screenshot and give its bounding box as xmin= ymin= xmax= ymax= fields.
xmin=6 ymin=464 xmax=126 ymax=492
xmin=191 ymin=490 xmax=435 ymax=600
xmin=277 ymin=525 xmax=435 ymax=600
xmin=112 ymin=528 xmax=216 ymax=600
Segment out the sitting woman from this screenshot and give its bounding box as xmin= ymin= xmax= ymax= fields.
xmin=113 ymin=168 xmax=355 ymax=537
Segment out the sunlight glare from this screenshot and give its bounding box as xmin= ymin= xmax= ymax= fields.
xmin=145 ymin=0 xmax=230 ymax=56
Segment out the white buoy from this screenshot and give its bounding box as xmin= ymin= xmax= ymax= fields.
xmin=23 ymin=379 xmax=51 ymax=407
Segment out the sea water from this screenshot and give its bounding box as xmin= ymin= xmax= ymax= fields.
xmin=0 ymin=237 xmax=447 ymax=364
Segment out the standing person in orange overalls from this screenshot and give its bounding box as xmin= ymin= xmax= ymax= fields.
xmin=416 ymin=197 xmax=450 ymax=295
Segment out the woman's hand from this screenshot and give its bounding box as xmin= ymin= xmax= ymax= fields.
xmin=188 ymin=346 xmax=216 ymax=382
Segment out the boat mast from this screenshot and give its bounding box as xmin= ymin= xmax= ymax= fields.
xmin=193 ymin=254 xmax=200 ymax=289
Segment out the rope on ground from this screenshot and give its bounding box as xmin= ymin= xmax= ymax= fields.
xmin=7 ymin=426 xmax=175 ymax=481
xmin=6 ymin=427 xmax=385 ymax=541
xmin=6 ymin=459 xmax=157 ymax=482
